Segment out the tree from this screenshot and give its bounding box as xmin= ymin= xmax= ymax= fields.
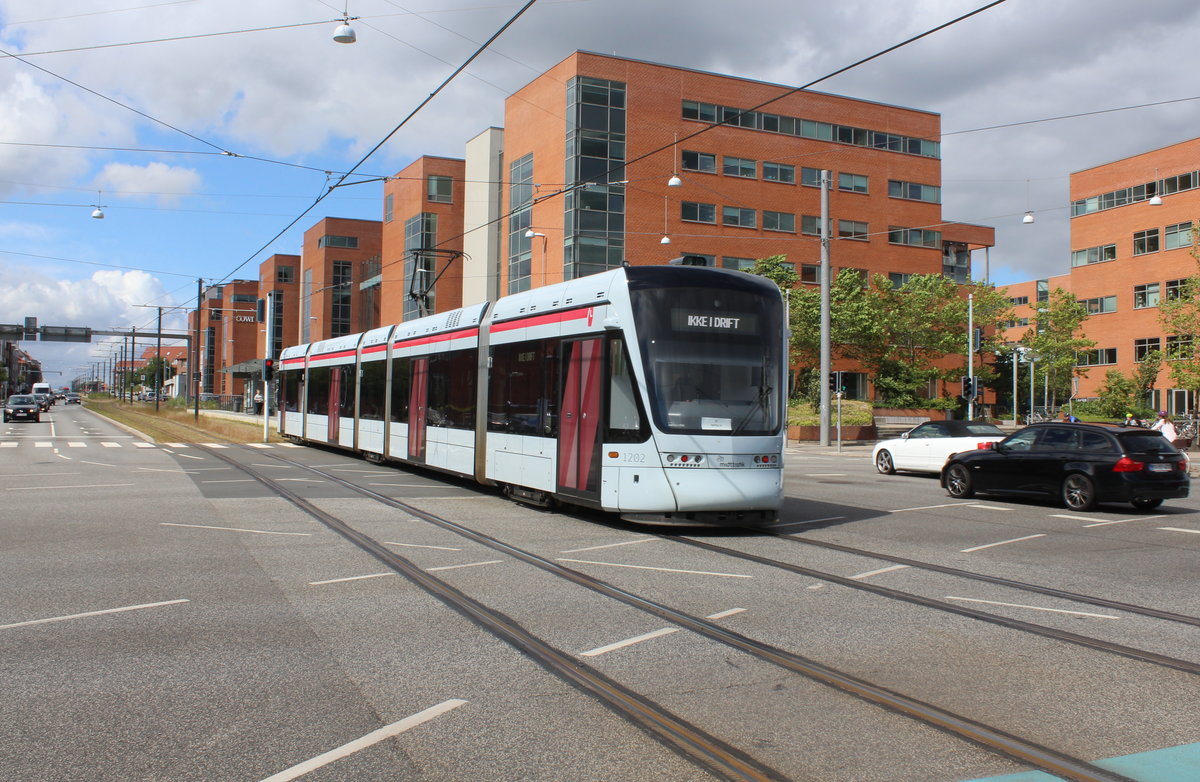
xmin=1020 ymin=288 xmax=1093 ymax=407
xmin=1096 ymin=369 xmax=1142 ymax=418
xmin=1157 ymin=275 xmax=1200 ymax=404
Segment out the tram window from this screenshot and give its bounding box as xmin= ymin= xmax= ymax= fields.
xmin=281 ymin=370 xmax=301 ymax=413
xmin=389 ymin=358 xmax=410 ymax=422
xmin=427 ymin=349 xmax=477 ymax=429
xmin=489 ymin=340 xmax=559 ymax=436
xmin=359 ymin=361 xmax=386 ymax=421
xmin=306 ymin=367 xmax=330 ymax=415
xmin=337 ymin=364 xmax=357 ymax=418
xmin=607 ymin=337 xmax=649 ymax=443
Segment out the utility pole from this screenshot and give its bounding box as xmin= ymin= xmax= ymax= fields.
xmin=194 ymin=278 xmax=202 ymax=421
xmin=155 ymin=307 xmax=162 ymax=412
xmin=967 ymin=293 xmax=974 ymax=421
xmin=818 ymin=169 xmax=831 ymax=447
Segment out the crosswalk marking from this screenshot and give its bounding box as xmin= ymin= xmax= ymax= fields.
xmin=101 ymin=442 xmax=121 ymax=448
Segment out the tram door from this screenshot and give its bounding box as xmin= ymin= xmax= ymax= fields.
xmin=408 ymin=357 xmax=428 ymax=462
xmin=558 ymin=337 xmax=603 ymax=500
xmin=328 ymin=367 xmax=340 ymax=441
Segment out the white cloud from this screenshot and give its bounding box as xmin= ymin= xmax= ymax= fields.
xmin=94 ymin=162 xmax=202 ymax=205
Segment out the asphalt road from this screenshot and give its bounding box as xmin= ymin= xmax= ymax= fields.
xmin=2 ymin=405 xmax=1197 ymax=782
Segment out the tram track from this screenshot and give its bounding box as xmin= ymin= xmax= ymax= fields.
xmin=194 ymin=442 xmax=1146 ymax=782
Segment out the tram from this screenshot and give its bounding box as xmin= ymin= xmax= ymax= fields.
xmin=278 ymin=264 xmax=787 ymax=524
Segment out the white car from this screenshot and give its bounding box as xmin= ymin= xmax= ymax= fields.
xmin=874 ymin=420 xmax=1006 ymax=475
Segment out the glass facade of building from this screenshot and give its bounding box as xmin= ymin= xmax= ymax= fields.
xmin=563 ymin=76 xmax=626 ymax=281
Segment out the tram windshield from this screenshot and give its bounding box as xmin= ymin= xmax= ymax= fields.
xmin=630 ymin=278 xmax=783 ymax=436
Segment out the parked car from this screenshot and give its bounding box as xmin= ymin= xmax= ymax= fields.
xmin=4 ymin=394 xmax=40 ymax=423
xmin=941 ymin=422 xmax=1189 ymax=511
xmin=873 ymin=419 xmax=1006 ymax=475
xmin=64 ymin=393 xmax=82 ymax=405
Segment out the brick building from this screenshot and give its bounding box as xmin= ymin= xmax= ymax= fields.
xmin=1004 ymin=136 xmax=1200 ymax=414
xmin=299 ymin=218 xmax=383 ymax=344
xmin=257 ymin=253 xmax=300 ymax=363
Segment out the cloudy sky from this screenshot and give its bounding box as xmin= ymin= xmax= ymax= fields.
xmin=2 ymin=0 xmax=1199 ymax=383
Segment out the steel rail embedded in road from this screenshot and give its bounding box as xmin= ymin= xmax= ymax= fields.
xmin=768 ymin=533 xmax=1200 ymax=628
xmin=193 ymin=444 xmax=790 ymax=782
xmin=208 ymin=445 xmax=1139 ymax=782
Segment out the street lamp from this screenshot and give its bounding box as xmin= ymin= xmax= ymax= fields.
xmin=524 ymin=230 xmax=548 ymax=286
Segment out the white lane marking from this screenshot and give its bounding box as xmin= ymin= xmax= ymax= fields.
xmin=160 ymin=522 xmax=311 ymax=537
xmin=136 ymin=467 xmax=199 ymax=474
xmin=276 ymin=477 xmax=325 ymax=482
xmin=100 ymin=442 xmax=121 ymax=448
xmin=67 ymin=442 xmax=86 ymax=447
xmin=201 ymin=443 xmax=228 ymax=448
xmin=200 ymin=479 xmax=257 ymax=484
xmin=0 ymin=442 xmax=16 ymax=447
xmin=173 ymin=453 xmax=204 ymax=460
xmin=385 ymin=541 xmax=462 ymax=551
xmin=0 ymin=471 xmax=82 ymax=478
xmin=80 ymin=460 xmax=117 ymax=468
xmin=580 ymin=608 xmax=746 ymax=657
xmin=279 ymin=443 xmax=302 ymax=448
xmin=893 ymin=502 xmax=977 ymax=512
xmin=557 ymin=558 xmax=752 ymax=579
xmin=960 ymin=534 xmax=1046 ymax=552
xmin=1159 ymin=527 xmax=1200 ymax=535
xmin=1050 ymin=513 xmax=1107 ymax=523
xmin=967 ymin=504 xmax=1010 ymax=510
xmin=34 ymin=441 xmax=52 ymax=448
xmin=7 ymin=483 xmax=134 ymax=491
xmin=1083 ymin=515 xmax=1165 ymax=528
xmin=769 ymin=516 xmax=846 ymax=528
xmin=560 ymin=537 xmax=657 ymax=554
xmin=0 ymin=599 xmax=189 ymax=630
xmin=133 ymin=442 xmax=156 ymax=448
xmin=243 ymin=443 xmax=272 ymax=449
xmin=309 ymin=573 xmax=395 ymax=585
xmin=258 ymin=699 xmax=468 ymax=782
xmin=165 ymin=443 xmax=188 ymax=448
xmin=55 ymin=451 xmax=71 ymax=461
xmin=426 ymin=560 xmax=504 ymax=572
xmin=251 ymin=463 xmax=294 ymax=468
xmin=944 ymin=596 xmax=1120 ymax=619
xmin=581 ymin=628 xmax=677 ymax=657
xmin=850 ymin=564 xmax=910 ymax=579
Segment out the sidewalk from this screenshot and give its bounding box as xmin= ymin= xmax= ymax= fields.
xmin=198 ymin=407 xmax=279 ymax=430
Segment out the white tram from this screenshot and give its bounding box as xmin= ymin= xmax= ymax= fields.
xmin=278 ymin=265 xmax=786 ymax=523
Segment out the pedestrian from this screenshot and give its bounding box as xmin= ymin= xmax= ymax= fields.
xmin=253 ymin=390 xmax=263 ymax=415
xmin=1151 ymin=411 xmax=1178 ymax=442
xmin=1059 ymin=410 xmax=1080 ymax=423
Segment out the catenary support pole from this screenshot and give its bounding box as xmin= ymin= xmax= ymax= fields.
xmin=819 ymin=169 xmax=831 ymax=447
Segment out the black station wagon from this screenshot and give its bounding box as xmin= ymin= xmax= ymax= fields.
xmin=941 ymin=422 xmax=1189 ymax=511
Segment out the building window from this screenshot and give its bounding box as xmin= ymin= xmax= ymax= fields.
xmin=1073 ymin=171 xmax=1200 ymax=216
xmin=838 ymin=172 xmax=869 ymax=193
xmin=680 ymin=100 xmax=939 ymax=158
xmin=801 ymin=215 xmax=828 ymax=236
xmin=762 ymin=211 xmax=794 ymax=233
xmin=269 ymin=290 xmax=284 ymax=360
xmin=427 ymin=175 xmax=453 ymax=203
xmin=800 ymin=167 xmax=822 ymax=187
xmin=838 ymin=268 xmax=869 ymax=286
xmin=681 ymin=150 xmax=716 ymax=173
xmin=888 ymin=272 xmax=912 ymax=288
xmin=1070 ymin=244 xmax=1116 ymax=267
xmin=1077 ymin=348 xmax=1117 ymax=366
xmin=800 ymin=264 xmax=819 ymax=284
xmin=1010 ymin=295 xmax=1029 ymax=306
xmin=1165 ymin=221 xmax=1194 ymax=251
xmin=677 ymin=253 xmax=715 ymax=267
xmin=1166 ymin=278 xmax=1189 ymax=301
xmin=1036 ymin=279 xmax=1050 ymax=303
xmin=722 ymin=156 xmax=756 ymax=178
xmin=276 ymin=265 xmax=294 ymax=283
xmin=1133 ymin=282 xmax=1160 ymax=309
xmin=1167 ymin=335 xmax=1193 ymax=361
xmin=1133 ymin=228 xmax=1160 ymax=256
xmin=838 ymin=220 xmax=868 ymax=240
xmin=1008 ymin=317 xmax=1030 ymax=328
xmin=384 ymin=193 xmax=394 ymax=223
xmin=301 ymin=268 xmax=313 ymax=343
xmin=681 ymin=201 xmax=716 ymax=224
xmin=1081 ymin=295 xmax=1117 ymax=314
xmin=888 ymin=226 xmax=941 ymax=248
xmin=318 ymin=235 xmax=358 ymax=249
xmin=405 ymin=213 xmax=439 ymax=318
xmin=887 ymin=180 xmax=941 ymax=203
xmin=721 ymin=257 xmax=757 ymax=271
xmin=722 ymin=206 xmax=756 ymax=228
xmin=507 ymin=153 xmax=534 ymax=294
xmin=1135 ymin=337 xmax=1162 ymax=361
xmin=564 ymin=76 xmax=626 ymax=282
xmin=331 ymin=260 xmax=352 ymax=337
xmin=762 ymin=162 xmax=795 ymax=183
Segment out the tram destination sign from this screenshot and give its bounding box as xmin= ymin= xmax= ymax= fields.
xmin=671 ymin=309 xmax=757 ymax=334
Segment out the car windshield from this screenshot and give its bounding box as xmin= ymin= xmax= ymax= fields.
xmin=8 ymin=395 xmax=34 ymax=404
xmin=964 ymin=423 xmax=1004 ymax=436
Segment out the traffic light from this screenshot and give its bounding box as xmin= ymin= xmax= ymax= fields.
xmin=828 ymin=371 xmax=844 ymax=393
xmin=961 ymin=376 xmax=975 ymax=399
xmin=263 ymin=358 xmax=275 ymax=381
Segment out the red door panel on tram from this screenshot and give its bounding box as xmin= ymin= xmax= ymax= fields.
xmin=558 ymin=337 xmax=603 ymax=499
xmin=408 ymin=357 xmax=428 ymax=462
xmin=328 ymin=366 xmax=340 ymax=441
